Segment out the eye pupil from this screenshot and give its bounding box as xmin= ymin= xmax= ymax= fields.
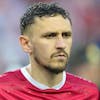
xmin=62 ymin=32 xmax=71 ymax=37
xmin=43 ymin=32 xmax=56 ymax=38
xmin=47 ymin=33 xmax=56 ymax=37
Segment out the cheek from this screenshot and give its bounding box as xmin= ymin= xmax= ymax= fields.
xmin=34 ymin=42 xmax=51 ymax=59
xmin=65 ymin=39 xmax=72 ymax=53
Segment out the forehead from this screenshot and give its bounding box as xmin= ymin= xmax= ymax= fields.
xmin=30 ymin=15 xmax=72 ymax=34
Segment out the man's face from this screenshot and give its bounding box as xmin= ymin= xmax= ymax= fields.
xmin=29 ymin=15 xmax=72 ymax=74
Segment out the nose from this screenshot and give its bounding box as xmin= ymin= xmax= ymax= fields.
xmin=55 ymin=37 xmax=66 ymax=49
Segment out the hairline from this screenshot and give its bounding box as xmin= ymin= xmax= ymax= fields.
xmin=22 ymin=14 xmax=71 ymax=36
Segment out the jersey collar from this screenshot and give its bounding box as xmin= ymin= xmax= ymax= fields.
xmin=21 ymin=65 xmax=66 ymax=90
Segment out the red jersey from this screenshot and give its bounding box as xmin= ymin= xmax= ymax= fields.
xmin=0 ymin=69 xmax=99 ymax=100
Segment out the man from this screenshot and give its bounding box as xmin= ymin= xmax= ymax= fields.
xmin=0 ymin=2 xmax=99 ymax=100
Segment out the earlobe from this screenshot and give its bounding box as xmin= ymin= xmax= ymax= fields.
xmin=19 ymin=35 xmax=32 ymax=53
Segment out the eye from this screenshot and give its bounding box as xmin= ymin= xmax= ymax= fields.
xmin=62 ymin=32 xmax=72 ymax=38
xmin=43 ymin=32 xmax=57 ymax=39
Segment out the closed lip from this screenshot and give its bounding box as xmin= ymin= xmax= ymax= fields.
xmin=54 ymin=53 xmax=66 ymax=57
xmin=54 ymin=55 xmax=66 ymax=60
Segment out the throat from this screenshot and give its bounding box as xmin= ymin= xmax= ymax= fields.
xmin=26 ymin=65 xmax=64 ymax=88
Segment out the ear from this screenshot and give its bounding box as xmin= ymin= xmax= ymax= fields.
xmin=19 ymin=35 xmax=32 ymax=53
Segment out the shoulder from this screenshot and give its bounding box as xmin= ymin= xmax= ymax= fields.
xmin=66 ymin=72 xmax=99 ymax=97
xmin=0 ymin=69 xmax=28 ymax=93
xmin=67 ymin=72 xmax=97 ymax=87
xmin=0 ymin=69 xmax=22 ymax=86
xmin=0 ymin=70 xmax=19 ymax=80
xmin=67 ymin=72 xmax=98 ymax=89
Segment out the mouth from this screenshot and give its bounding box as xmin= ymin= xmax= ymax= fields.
xmin=54 ymin=53 xmax=66 ymax=57
xmin=54 ymin=53 xmax=67 ymax=59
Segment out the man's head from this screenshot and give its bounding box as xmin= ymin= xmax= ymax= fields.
xmin=19 ymin=2 xmax=72 ymax=74
xmin=20 ymin=2 xmax=72 ymax=34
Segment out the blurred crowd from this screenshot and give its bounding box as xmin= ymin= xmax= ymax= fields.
xmin=0 ymin=0 xmax=100 ymax=89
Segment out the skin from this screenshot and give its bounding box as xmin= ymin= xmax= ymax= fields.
xmin=19 ymin=15 xmax=72 ymax=87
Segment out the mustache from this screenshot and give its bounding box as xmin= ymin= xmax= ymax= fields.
xmin=51 ymin=50 xmax=68 ymax=58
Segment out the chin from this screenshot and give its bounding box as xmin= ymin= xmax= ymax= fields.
xmin=45 ymin=66 xmax=66 ymax=74
xmin=44 ymin=63 xmax=67 ymax=74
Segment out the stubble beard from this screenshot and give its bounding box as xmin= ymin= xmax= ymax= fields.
xmin=46 ymin=51 xmax=69 ymax=74
xmin=34 ymin=56 xmax=68 ymax=74
xmin=44 ymin=67 xmax=66 ymax=74
xmin=46 ymin=57 xmax=69 ymax=74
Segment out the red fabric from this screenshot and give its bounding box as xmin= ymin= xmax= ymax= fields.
xmin=0 ymin=69 xmax=99 ymax=100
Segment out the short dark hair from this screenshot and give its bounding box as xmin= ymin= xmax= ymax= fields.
xmin=20 ymin=2 xmax=72 ymax=34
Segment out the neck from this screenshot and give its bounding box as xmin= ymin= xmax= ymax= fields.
xmin=26 ymin=63 xmax=63 ymax=88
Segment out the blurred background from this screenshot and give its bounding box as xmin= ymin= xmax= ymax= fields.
xmin=0 ymin=0 xmax=100 ymax=89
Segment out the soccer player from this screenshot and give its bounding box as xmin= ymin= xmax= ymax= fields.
xmin=0 ymin=2 xmax=99 ymax=100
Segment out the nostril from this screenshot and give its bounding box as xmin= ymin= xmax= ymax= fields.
xmin=55 ymin=40 xmax=66 ymax=49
